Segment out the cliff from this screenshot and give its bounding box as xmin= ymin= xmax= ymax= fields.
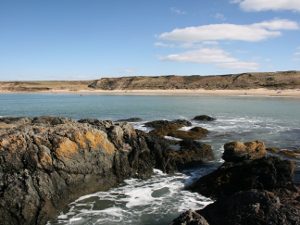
xmin=89 ymin=71 xmax=300 ymax=90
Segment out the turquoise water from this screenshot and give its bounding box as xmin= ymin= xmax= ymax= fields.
xmin=1 ymin=94 xmax=300 ymax=225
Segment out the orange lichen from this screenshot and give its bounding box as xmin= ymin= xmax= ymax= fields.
xmin=39 ymin=150 xmax=53 ymax=167
xmin=55 ymin=138 xmax=78 ymax=158
xmin=85 ymin=131 xmax=115 ymax=154
xmin=74 ymin=132 xmax=88 ymax=149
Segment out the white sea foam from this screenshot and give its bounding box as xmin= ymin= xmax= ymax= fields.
xmin=48 ymin=169 xmax=213 ymax=225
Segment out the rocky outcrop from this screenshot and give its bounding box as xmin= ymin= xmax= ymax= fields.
xmin=0 ymin=116 xmax=214 ymax=225
xmin=172 ymin=140 xmax=300 ymax=225
xmin=0 ymin=117 xmax=155 ymax=225
xmin=222 ymin=140 xmax=266 ymax=162
xmin=189 ymin=156 xmax=296 ymax=199
xmin=195 ymin=190 xmax=300 ymax=225
xmin=193 ymin=115 xmax=216 ymax=122
xmin=145 ymin=119 xmax=208 ymax=140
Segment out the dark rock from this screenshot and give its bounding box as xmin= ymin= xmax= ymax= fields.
xmin=166 ymin=140 xmax=214 ymax=170
xmin=189 ymin=156 xmax=296 ymax=199
xmin=171 ymin=209 xmax=210 ymax=225
xmin=223 ymin=141 xmax=267 ymax=162
xmin=115 ymin=117 xmax=143 ymax=122
xmin=169 ymin=127 xmax=209 ymax=140
xmin=146 ymin=119 xmax=207 ymax=140
xmin=145 ymin=119 xmax=192 ymax=129
xmin=197 ymin=190 xmax=300 ymax=225
xmin=193 ymin=115 xmax=215 ymax=121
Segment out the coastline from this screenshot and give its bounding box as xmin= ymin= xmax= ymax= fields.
xmin=1 ymin=88 xmax=300 ymax=97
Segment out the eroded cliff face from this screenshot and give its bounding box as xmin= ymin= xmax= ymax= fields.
xmin=88 ymin=71 xmax=300 ymax=90
xmin=0 ymin=117 xmax=156 ymax=225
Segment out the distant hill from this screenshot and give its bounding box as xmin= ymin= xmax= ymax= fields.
xmin=89 ymin=71 xmax=300 ymax=90
xmin=0 ymin=71 xmax=300 ymax=92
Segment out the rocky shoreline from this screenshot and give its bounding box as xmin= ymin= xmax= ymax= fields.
xmin=0 ymin=116 xmax=299 ymax=225
xmin=172 ymin=141 xmax=300 ymax=225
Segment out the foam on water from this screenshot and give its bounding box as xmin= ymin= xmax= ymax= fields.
xmin=48 ymin=168 xmax=214 ymax=225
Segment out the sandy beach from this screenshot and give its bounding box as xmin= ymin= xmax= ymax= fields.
xmin=1 ymin=88 xmax=300 ymax=97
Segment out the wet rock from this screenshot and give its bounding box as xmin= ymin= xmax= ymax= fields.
xmin=146 ymin=119 xmax=208 ymax=140
xmin=115 ymin=117 xmax=143 ymax=122
xmin=222 ymin=140 xmax=266 ymax=162
xmin=169 ymin=127 xmax=209 ymax=140
xmin=193 ymin=115 xmax=215 ymax=121
xmin=171 ymin=209 xmax=210 ymax=225
xmin=167 ymin=140 xmax=214 ymax=170
xmin=189 ymin=156 xmax=296 ymax=199
xmin=197 ymin=190 xmax=300 ymax=225
xmin=145 ymin=119 xmax=192 ymax=129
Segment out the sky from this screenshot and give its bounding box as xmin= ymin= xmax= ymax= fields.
xmin=0 ymin=0 xmax=299 ymax=80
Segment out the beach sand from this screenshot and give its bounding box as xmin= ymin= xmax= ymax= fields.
xmin=1 ymin=88 xmax=300 ymax=97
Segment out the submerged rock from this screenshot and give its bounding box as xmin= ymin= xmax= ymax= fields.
xmin=145 ymin=119 xmax=208 ymax=140
xmin=193 ymin=115 xmax=216 ymax=121
xmin=115 ymin=117 xmax=143 ymax=122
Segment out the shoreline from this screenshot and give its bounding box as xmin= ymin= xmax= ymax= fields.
xmin=1 ymin=88 xmax=300 ymax=98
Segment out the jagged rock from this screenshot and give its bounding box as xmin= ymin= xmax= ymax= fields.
xmin=0 ymin=117 xmax=153 ymax=225
xmin=166 ymin=140 xmax=214 ymax=170
xmin=170 ymin=209 xmax=210 ymax=225
xmin=189 ymin=156 xmax=296 ymax=199
xmin=197 ymin=190 xmax=300 ymax=225
xmin=193 ymin=115 xmax=215 ymax=121
xmin=222 ymin=141 xmax=266 ymax=162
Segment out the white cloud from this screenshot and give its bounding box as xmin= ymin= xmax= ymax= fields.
xmin=161 ymin=47 xmax=259 ymax=70
xmin=170 ymin=7 xmax=186 ymax=15
xmin=234 ymin=0 xmax=300 ymax=12
xmin=159 ymin=19 xmax=298 ymax=43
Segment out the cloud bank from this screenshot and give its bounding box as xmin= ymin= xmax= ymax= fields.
xmin=159 ymin=19 xmax=298 ymax=42
xmin=234 ymin=0 xmax=300 ymax=12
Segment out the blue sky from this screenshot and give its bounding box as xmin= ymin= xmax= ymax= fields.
xmin=0 ymin=0 xmax=299 ymax=80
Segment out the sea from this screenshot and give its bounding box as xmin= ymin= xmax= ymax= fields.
xmin=0 ymin=93 xmax=299 ymax=225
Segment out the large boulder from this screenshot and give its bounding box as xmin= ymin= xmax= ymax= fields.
xmin=189 ymin=156 xmax=296 ymax=199
xmin=222 ymin=140 xmax=267 ymax=162
xmin=166 ymin=140 xmax=214 ymax=170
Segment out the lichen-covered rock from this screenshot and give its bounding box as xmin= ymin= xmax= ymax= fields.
xmin=222 ymin=140 xmax=266 ymax=162
xmin=0 ymin=117 xmax=154 ymax=225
